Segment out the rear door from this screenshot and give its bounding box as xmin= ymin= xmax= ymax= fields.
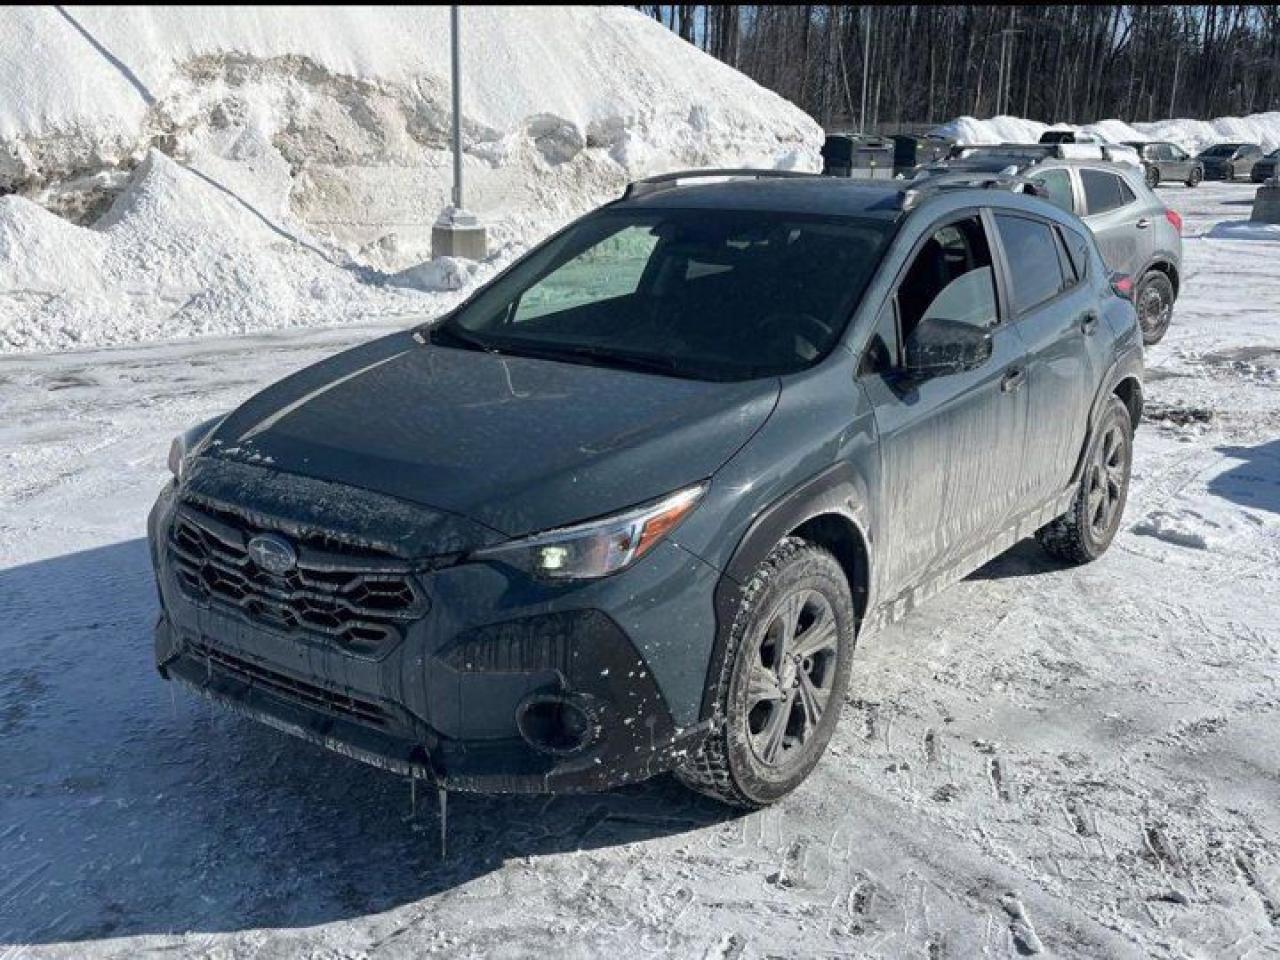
xmin=991 ymin=212 xmax=1097 ymax=510
xmin=1080 ymin=167 xmax=1152 ymax=276
xmin=1165 ymin=143 xmax=1192 ymax=180
xmin=859 ymin=212 xmax=1029 ymax=600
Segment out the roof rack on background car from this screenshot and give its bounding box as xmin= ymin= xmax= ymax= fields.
xmin=622 ymin=168 xmax=817 ymax=200
xmin=899 ymin=173 xmax=1044 ymax=211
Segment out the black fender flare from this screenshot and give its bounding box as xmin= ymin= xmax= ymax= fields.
xmin=699 ymin=462 xmax=873 ymax=722
xmin=1072 ymin=354 xmax=1144 ymax=484
xmin=1134 ymin=254 xmax=1180 ymax=300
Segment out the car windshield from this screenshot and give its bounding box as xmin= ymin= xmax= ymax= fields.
xmin=1201 ymin=145 xmax=1239 ymax=157
xmin=434 ymin=207 xmax=893 ymax=381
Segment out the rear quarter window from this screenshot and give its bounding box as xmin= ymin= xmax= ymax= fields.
xmin=1058 ymin=226 xmax=1092 ymax=282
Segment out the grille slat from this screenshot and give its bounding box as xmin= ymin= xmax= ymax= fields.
xmin=168 ymin=503 xmax=427 ymax=655
xmin=190 ymin=641 xmax=391 ymax=728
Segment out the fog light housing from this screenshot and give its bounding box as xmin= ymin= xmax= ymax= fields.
xmin=516 ymin=694 xmax=600 ymax=756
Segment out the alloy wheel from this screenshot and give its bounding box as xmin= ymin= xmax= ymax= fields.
xmin=744 ymin=589 xmax=839 ymax=769
xmin=1086 ymin=424 xmax=1127 ymax=538
xmin=1139 ymin=282 xmax=1171 ymax=337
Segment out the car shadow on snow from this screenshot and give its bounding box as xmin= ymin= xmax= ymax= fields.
xmin=0 ymin=539 xmax=740 ymax=948
xmin=965 ymin=537 xmax=1071 ymax=581
xmin=1209 ymin=439 xmax=1280 ymax=516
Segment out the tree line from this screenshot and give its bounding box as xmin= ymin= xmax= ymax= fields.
xmin=636 ymin=5 xmax=1280 ymax=130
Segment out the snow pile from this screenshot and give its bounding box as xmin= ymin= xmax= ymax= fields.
xmin=933 ymin=111 xmax=1280 ymax=154
xmin=0 ymin=150 xmax=436 ymax=353
xmin=0 ymin=6 xmax=819 ymax=353
xmin=1207 ymin=220 xmax=1280 ymax=242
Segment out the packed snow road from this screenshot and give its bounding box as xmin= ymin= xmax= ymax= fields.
xmin=1 ymin=184 xmax=1278 ymax=959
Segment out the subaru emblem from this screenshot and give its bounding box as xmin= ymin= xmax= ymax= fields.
xmin=247 ymin=533 xmax=297 ymax=574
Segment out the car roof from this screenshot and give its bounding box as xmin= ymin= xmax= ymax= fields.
xmin=613 ymin=177 xmax=907 ymax=221
xmin=611 ymin=172 xmax=1075 ymax=228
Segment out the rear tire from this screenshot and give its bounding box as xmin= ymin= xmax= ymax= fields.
xmin=1136 ymin=271 xmax=1175 ymax=345
xmin=1036 ymin=396 xmax=1133 ymax=565
xmin=676 ymin=538 xmax=856 ymax=809
xmin=1185 ymin=167 xmax=1202 ymax=188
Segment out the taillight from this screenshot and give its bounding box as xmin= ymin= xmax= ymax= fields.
xmin=1165 ymin=208 xmax=1183 ymax=235
xmin=1110 ymin=272 xmax=1134 ymax=300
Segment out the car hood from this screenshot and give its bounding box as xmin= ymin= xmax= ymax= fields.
xmin=202 ymin=331 xmax=779 ymax=539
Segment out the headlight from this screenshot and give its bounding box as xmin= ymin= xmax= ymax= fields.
xmin=167 ymin=415 xmax=227 ymax=482
xmin=474 ymin=483 xmax=706 ymax=581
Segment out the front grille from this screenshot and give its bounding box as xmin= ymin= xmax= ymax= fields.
xmin=168 ymin=502 xmax=427 ymax=656
xmin=189 ymin=640 xmax=392 ymax=728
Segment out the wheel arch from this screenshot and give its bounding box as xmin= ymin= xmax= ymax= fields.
xmin=1144 ymin=257 xmax=1180 ymax=299
xmin=701 ymin=463 xmax=873 ymax=722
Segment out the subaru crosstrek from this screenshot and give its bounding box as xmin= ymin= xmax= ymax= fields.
xmin=150 ymin=170 xmax=1144 ymax=808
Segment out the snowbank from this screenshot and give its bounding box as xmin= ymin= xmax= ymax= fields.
xmin=1 ymin=6 xmax=819 ymax=353
xmin=933 ymin=111 xmax=1280 ymax=154
xmin=1206 ymin=220 xmax=1280 ymax=242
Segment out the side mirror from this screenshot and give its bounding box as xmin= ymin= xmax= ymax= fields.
xmin=902 ymin=317 xmax=993 ymax=379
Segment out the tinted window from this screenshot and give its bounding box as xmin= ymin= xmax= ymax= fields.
xmin=995 ymin=215 xmax=1066 ymax=314
xmin=1202 ymin=144 xmax=1237 ymax=157
xmin=445 ymin=208 xmax=892 ymax=381
xmin=897 ymin=217 xmax=998 ymax=342
xmin=1059 ymin=226 xmax=1091 ymax=281
xmin=1081 ymin=169 xmax=1130 ymax=214
xmin=1028 ymin=168 xmax=1074 ymax=212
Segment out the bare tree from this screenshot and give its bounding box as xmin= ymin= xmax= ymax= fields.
xmin=633 ymin=4 xmax=1280 ymax=128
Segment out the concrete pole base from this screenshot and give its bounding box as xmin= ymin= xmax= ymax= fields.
xmin=432 ymin=207 xmax=488 ymax=261
xmin=1251 ymin=180 xmax=1280 ymax=224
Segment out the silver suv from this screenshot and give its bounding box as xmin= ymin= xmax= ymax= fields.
xmin=1023 ymin=160 xmax=1182 ymax=345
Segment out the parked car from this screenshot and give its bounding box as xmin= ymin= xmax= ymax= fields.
xmin=1123 ymin=141 xmax=1204 ymax=188
xmin=951 ymin=141 xmax=1140 ymax=167
xmin=1250 ymin=148 xmax=1280 ymax=183
xmin=152 ymin=170 xmax=1143 ymax=808
xmin=1023 ymin=160 xmax=1182 ymax=344
xmin=1196 ymin=142 xmax=1265 ymax=181
xmin=1039 ymin=130 xmax=1100 ymax=144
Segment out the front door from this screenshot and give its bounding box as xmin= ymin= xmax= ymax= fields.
xmin=860 ymin=213 xmax=1029 ymax=601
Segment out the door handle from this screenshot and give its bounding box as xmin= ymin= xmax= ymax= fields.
xmin=1000 ymin=367 xmax=1026 ymax=393
xmin=1081 ymin=311 xmax=1100 ymax=335
xmin=1136 ymin=217 xmax=1151 ymax=229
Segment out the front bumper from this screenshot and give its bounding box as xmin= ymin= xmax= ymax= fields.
xmin=148 ymin=473 xmax=720 ymax=793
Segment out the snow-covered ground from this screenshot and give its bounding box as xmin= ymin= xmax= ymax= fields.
xmin=2 ymin=182 xmax=1278 ymax=958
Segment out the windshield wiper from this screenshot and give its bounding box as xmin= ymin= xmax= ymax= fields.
xmin=498 ymin=342 xmax=688 ymax=377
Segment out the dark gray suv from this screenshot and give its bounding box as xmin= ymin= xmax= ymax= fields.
xmin=150 ymin=171 xmax=1143 ymax=808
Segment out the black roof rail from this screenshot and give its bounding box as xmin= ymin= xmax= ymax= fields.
xmin=622 ymin=168 xmax=818 ymax=201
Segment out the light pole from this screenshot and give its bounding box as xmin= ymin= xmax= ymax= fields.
xmin=432 ymin=4 xmax=487 ymax=261
xmin=450 ymin=4 xmax=463 ymax=209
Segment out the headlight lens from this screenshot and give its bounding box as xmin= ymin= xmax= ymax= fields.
xmin=167 ymin=415 xmax=227 ymax=481
xmin=474 ymin=483 xmax=706 ymax=581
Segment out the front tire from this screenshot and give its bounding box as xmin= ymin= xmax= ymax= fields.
xmin=1036 ymin=396 xmax=1133 ymax=565
xmin=677 ymin=538 xmax=856 ymax=808
xmin=1144 ymin=164 xmax=1160 ymax=189
xmin=1185 ymin=166 xmax=1202 ymax=188
xmin=1136 ymin=270 xmax=1175 ymax=345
